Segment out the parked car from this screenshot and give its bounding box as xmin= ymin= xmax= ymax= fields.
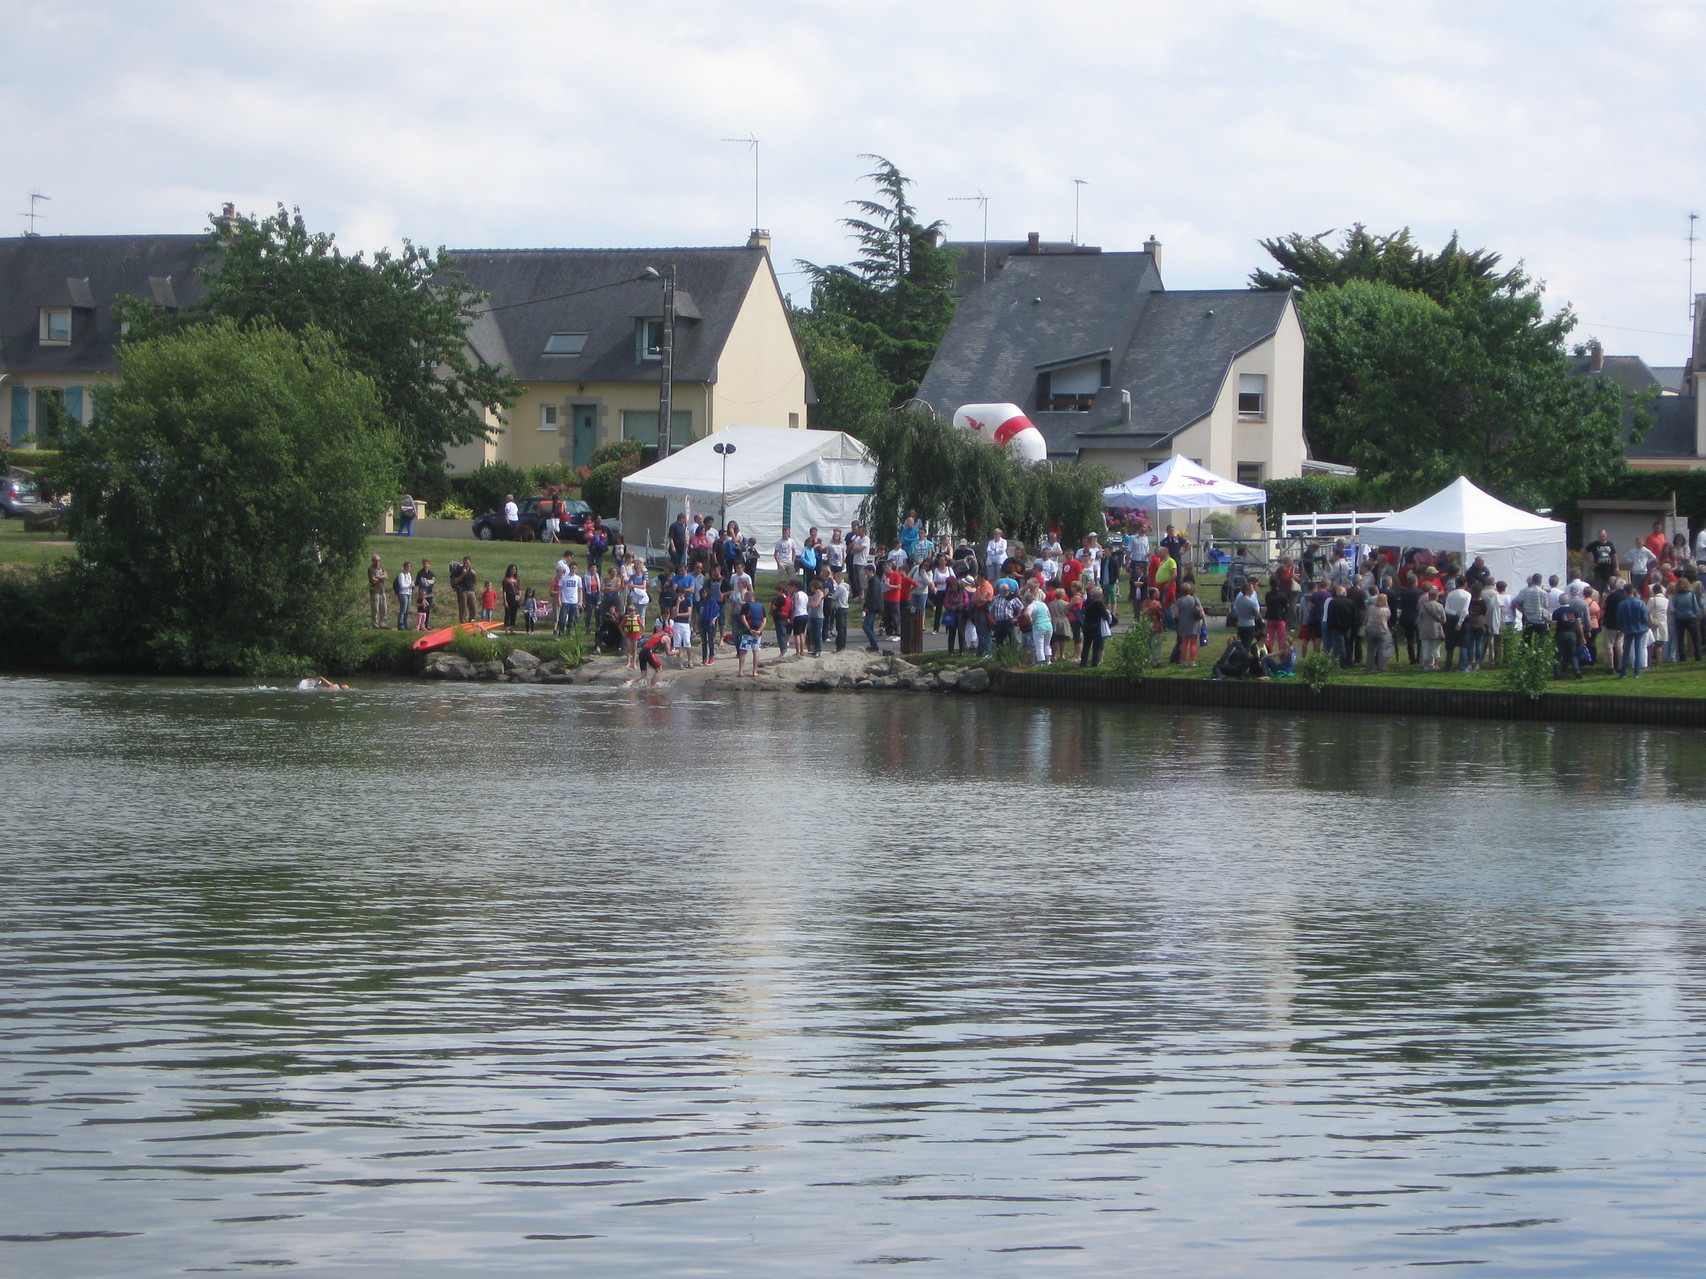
xmin=471 ymin=496 xmax=619 ymax=543
xmin=0 ymin=479 xmax=40 ymax=518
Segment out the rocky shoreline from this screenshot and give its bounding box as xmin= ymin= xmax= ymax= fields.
xmin=416 ymin=645 xmax=994 ymax=695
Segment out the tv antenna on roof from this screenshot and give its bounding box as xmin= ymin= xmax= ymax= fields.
xmin=22 ymin=190 xmax=50 ymax=236
xmin=949 ymin=191 xmax=990 ymax=283
xmin=721 ymin=134 xmax=762 ymax=232
xmin=1073 ymin=178 xmax=1088 ymax=245
xmin=1689 ymin=212 xmax=1699 ymax=335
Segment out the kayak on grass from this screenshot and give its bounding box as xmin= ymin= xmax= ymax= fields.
xmin=411 ymin=620 xmax=504 ymax=652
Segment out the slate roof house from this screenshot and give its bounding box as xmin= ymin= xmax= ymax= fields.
xmin=1569 ymin=323 xmax=1706 ymax=472
xmin=918 ymin=235 xmax=1306 ymax=486
xmin=446 ymin=232 xmax=808 ymax=473
xmin=0 ymin=229 xmax=808 ymax=471
xmin=0 ymin=234 xmax=206 ymax=445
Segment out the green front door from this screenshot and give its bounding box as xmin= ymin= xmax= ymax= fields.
xmin=571 ymin=405 xmax=597 ymax=468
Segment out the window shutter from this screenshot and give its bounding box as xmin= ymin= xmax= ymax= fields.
xmin=10 ymin=387 xmax=28 ymax=444
xmin=63 ymin=386 xmax=84 ymax=427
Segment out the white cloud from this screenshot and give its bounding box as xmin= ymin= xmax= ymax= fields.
xmin=1 ymin=0 xmax=1700 ymax=359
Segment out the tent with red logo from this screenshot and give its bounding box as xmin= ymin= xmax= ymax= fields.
xmin=1102 ymin=455 xmax=1267 ymax=511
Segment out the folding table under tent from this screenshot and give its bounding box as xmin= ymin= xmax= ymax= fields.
xmin=1361 ymin=476 xmax=1567 ymax=588
xmin=619 ymin=425 xmax=875 ymax=556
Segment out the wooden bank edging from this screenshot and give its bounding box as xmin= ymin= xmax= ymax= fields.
xmin=988 ymin=670 xmax=1706 ymax=728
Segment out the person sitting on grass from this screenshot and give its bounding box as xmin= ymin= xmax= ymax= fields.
xmin=1211 ymin=635 xmax=1256 ymax=680
xmin=1260 ymin=638 xmax=1296 ymax=679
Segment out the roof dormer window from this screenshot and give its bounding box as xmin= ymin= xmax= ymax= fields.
xmin=543 ymin=331 xmax=588 ymax=355
xmin=40 ymin=308 xmax=71 ymax=345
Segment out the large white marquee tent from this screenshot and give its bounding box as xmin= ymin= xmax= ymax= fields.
xmin=1364 ymin=477 xmax=1566 ymax=585
xmin=619 ymin=426 xmax=875 ymax=554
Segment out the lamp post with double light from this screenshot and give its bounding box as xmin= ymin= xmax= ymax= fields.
xmin=714 ymin=440 xmax=737 ymax=528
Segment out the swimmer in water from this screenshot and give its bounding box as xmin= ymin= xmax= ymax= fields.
xmin=297 ymin=676 xmax=351 ymax=690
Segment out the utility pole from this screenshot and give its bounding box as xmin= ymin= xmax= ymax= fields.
xmin=658 ymin=263 xmax=676 ymax=458
xmin=949 ymin=191 xmax=990 ymax=283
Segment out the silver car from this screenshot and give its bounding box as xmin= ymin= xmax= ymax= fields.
xmin=0 ymin=479 xmax=39 ymax=518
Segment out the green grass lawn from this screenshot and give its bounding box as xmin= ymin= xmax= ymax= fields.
xmin=0 ymin=518 xmax=76 ymax=569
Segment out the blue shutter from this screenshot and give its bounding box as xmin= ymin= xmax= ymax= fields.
xmin=63 ymin=386 xmax=83 ymax=430
xmin=9 ymin=387 xmax=27 ymax=445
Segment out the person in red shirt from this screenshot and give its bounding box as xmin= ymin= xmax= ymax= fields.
xmin=1644 ymin=521 xmax=1669 ymax=560
xmin=1061 ymin=554 xmax=1084 ymax=590
xmin=623 ymin=625 xmax=674 ymax=688
xmin=883 ymin=564 xmax=916 ymax=637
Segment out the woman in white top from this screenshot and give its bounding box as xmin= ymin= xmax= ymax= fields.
xmin=1648 ymin=584 xmax=1670 ymax=666
xmin=1025 ymin=589 xmax=1053 ymax=664
xmin=930 ymin=556 xmax=955 ymax=632
xmin=985 ymin=530 xmax=1008 ymax=578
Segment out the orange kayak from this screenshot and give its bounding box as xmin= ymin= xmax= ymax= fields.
xmin=411 ymin=620 xmax=504 ymax=652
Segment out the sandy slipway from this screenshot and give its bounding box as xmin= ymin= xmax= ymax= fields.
xmin=417 ymin=645 xmax=993 ymax=695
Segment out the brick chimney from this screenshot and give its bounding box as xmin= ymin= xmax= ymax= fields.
xmin=1588 ymin=339 xmax=1604 ymax=372
xmin=746 ymin=228 xmax=771 ymax=252
xmin=1143 ymin=235 xmax=1162 ymax=272
xmin=1026 ymin=231 xmax=1040 ymax=254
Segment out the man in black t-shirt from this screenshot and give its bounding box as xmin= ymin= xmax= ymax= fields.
xmin=1585 ymin=529 xmax=1618 ymax=592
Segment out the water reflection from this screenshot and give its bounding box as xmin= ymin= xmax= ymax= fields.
xmin=1 ymin=676 xmax=1703 ymax=1276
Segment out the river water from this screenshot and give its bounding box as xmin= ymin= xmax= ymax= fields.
xmin=2 ymin=675 xmax=1703 ymax=1277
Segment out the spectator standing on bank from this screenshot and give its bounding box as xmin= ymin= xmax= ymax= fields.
xmin=393 ymin=561 xmax=414 ymax=631
xmin=368 ymin=555 xmax=388 ymax=628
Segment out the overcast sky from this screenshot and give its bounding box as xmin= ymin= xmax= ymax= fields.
xmin=5 ymin=0 xmax=1701 ymax=363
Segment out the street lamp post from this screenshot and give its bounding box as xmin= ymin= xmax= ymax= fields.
xmin=713 ymin=441 xmax=737 ymax=527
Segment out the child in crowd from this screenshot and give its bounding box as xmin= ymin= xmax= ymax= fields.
xmin=522 ymin=587 xmax=539 ymax=634
xmin=480 ymin=581 xmax=497 ymax=621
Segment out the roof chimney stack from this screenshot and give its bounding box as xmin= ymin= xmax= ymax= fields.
xmin=1143 ymin=235 xmax=1162 ymax=271
xmin=1026 ymin=231 xmax=1040 ymax=254
xmin=746 ymin=228 xmax=771 ymax=252
xmin=1588 ymin=339 xmax=1604 ymax=372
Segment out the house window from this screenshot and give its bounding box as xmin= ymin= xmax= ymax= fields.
xmin=543 ymin=332 xmax=588 ymax=355
xmin=1238 ymin=374 xmax=1267 ymax=417
xmin=1236 ymin=462 xmax=1263 ymax=487
xmin=34 ymin=388 xmax=67 ymax=446
xmin=40 ymin=308 xmax=71 ymax=345
xmin=1035 ymin=360 xmax=1106 ymax=413
xmin=539 ymin=405 xmax=559 ymax=431
xmin=621 ymin=409 xmax=693 ymax=453
xmin=636 ymin=318 xmax=665 ymax=361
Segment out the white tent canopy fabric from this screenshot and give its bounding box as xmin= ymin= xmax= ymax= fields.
xmin=1363 ymin=476 xmax=1567 ymax=586
xmin=620 ymin=426 xmax=875 ymax=554
xmin=1104 ymin=454 xmax=1267 ymax=510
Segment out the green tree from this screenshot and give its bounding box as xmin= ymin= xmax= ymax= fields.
xmin=124 ymin=205 xmax=517 ymax=493
xmin=1255 ymin=226 xmax=1627 ymax=507
xmin=1251 ymin=224 xmax=1521 ymax=302
xmin=56 ymin=319 xmax=399 ymax=674
xmin=790 ymin=307 xmax=896 ymax=435
xmin=795 ymin=157 xmax=959 ymax=414
xmin=861 ymin=408 xmax=1111 ymax=546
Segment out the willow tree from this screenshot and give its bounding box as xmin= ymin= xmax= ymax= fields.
xmin=860 ymin=409 xmax=1111 ymax=547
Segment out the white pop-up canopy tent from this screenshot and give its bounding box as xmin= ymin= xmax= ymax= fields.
xmin=1103 ymin=454 xmax=1267 ymax=511
xmin=1363 ymin=476 xmax=1566 ymax=586
xmin=620 ymin=426 xmax=875 ymax=554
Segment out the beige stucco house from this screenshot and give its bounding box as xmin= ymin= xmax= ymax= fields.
xmin=918 ymin=236 xmax=1306 ymax=486
xmin=445 ymin=233 xmax=808 ymax=473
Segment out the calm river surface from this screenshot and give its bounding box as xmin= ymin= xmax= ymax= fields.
xmin=2 ymin=675 xmax=1703 ymax=1277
